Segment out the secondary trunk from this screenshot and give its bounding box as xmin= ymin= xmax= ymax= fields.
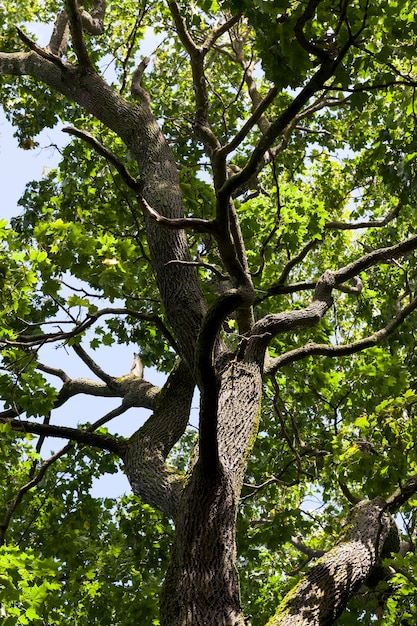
xmin=267 ymin=497 xmax=400 ymax=626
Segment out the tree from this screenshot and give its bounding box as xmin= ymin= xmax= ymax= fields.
xmin=1 ymin=1 xmax=417 ymax=624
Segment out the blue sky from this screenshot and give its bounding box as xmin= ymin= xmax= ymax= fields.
xmin=0 ymin=110 xmax=167 ymax=497
xmin=0 ymin=23 xmax=199 ymax=498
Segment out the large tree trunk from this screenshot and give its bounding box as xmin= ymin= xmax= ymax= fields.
xmin=160 ymin=359 xmax=263 ymax=625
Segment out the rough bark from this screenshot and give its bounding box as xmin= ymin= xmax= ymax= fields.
xmin=123 ymin=360 xmax=195 ymax=519
xmin=160 ymin=358 xmax=263 ymax=625
xmin=160 ymin=463 xmax=246 ymax=626
xmin=267 ymin=498 xmax=400 ymax=626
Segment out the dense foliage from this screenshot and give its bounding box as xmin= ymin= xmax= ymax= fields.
xmin=1 ymin=1 xmax=417 ymax=624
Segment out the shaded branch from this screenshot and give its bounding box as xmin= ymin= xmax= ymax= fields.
xmin=80 ymin=0 xmax=106 ymax=35
xmin=294 ymin=0 xmax=332 ymax=62
xmin=290 ymin=536 xmax=326 ymax=559
xmin=197 ymin=288 xmax=254 ymax=475
xmin=131 ymin=56 xmax=151 ymax=100
xmin=48 ymin=11 xmax=70 ymax=57
xmin=271 ymin=239 xmax=318 ymax=292
xmin=2 ymin=414 xmax=125 ymax=454
xmin=65 ymin=0 xmax=92 ymax=68
xmin=124 ymin=360 xmax=195 ymax=519
xmin=387 ymin=475 xmax=417 ymax=513
xmin=63 ymin=125 xmax=140 ymax=191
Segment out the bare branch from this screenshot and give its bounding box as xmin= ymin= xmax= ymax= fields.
xmin=4 ymin=307 xmax=172 ymax=349
xmin=1 ymin=413 xmax=125 ymax=455
xmin=131 ymin=56 xmax=151 ymax=100
xmin=218 ymin=86 xmax=278 ymax=158
xmin=80 ymin=0 xmax=106 ymax=35
xmin=137 ymin=194 xmax=217 ymax=233
xmin=266 ymin=295 xmax=417 ymax=373
xmin=36 ymin=362 xmax=71 ymax=383
xmin=203 ymin=13 xmax=242 ymax=51
xmin=48 ymin=11 xmax=70 ymax=56
xmin=168 ymin=1 xmax=199 ymax=55
xmin=272 ymin=240 xmax=318 ymax=291
xmin=197 ymin=287 xmax=254 ymax=474
xmin=165 ymin=259 xmax=228 ymax=281
xmin=65 ymin=0 xmax=92 ymax=67
xmin=247 ymin=234 xmax=417 ymax=362
xmin=72 ymin=343 xmax=117 ymax=386
xmin=63 ymin=126 xmax=140 ymax=191
xmin=290 ymin=536 xmax=326 ymax=558
xmin=16 ymin=26 xmax=69 ymax=71
xmin=218 ymin=42 xmax=353 ymax=203
xmin=339 ymin=480 xmax=361 ymax=505
xmin=168 ymin=1 xmax=221 ymax=156
xmin=124 ymin=360 xmax=195 ymax=518
xmin=325 ymin=202 xmax=402 ymax=231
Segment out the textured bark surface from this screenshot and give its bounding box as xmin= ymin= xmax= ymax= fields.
xmin=267 ymin=498 xmax=400 ymax=626
xmin=159 ymin=358 xmax=263 ymax=625
xmin=123 ymin=361 xmax=195 ymax=519
xmin=160 ymin=464 xmax=245 ymax=626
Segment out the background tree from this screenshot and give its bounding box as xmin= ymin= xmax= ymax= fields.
xmin=1 ymin=1 xmax=417 ymax=624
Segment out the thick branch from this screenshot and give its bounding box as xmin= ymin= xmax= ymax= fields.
xmin=65 ymin=0 xmax=92 ymax=68
xmin=123 ymin=360 xmax=195 ymax=519
xmin=48 ymin=11 xmax=70 ymax=56
xmin=270 ymin=498 xmax=400 ymax=626
xmin=196 ymin=288 xmax=253 ymax=475
xmin=266 ymin=295 xmax=417 ymax=373
xmin=2 ymin=412 xmax=126 ymax=455
xmin=202 ymin=14 xmax=242 ymax=51
xmin=248 ymin=234 xmax=417 ymax=362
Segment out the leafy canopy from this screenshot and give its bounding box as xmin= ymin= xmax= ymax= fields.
xmin=1 ymin=0 xmax=417 ymax=624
